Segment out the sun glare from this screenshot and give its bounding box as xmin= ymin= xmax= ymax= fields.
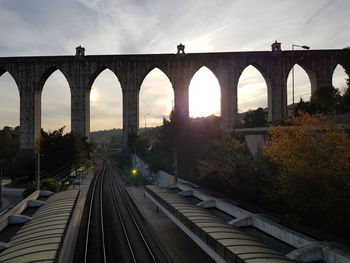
xmin=189 ymin=67 xmax=221 ymax=117
xmin=90 ymin=89 xmax=98 ymax=102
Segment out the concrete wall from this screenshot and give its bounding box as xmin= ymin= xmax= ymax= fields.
xmin=132 ymin=155 xmax=175 ymax=187
xmin=245 ymin=134 xmax=266 ymax=158
xmin=0 ymin=190 xmax=41 ymax=232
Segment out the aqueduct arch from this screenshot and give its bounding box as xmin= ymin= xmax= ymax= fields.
xmin=0 ymin=44 xmax=349 ymax=157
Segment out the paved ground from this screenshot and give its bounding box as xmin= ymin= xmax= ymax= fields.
xmin=127 ymin=186 xmax=214 ymax=263
xmin=0 ymin=181 xmax=24 ymax=213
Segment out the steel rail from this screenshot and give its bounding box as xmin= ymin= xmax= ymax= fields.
xmin=83 ymin=164 xmax=107 ymax=263
xmin=107 ymin=167 xmax=137 ymax=263
xmin=110 ymin=167 xmax=156 ymax=263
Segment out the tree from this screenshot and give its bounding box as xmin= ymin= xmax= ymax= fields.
xmin=158 ymin=110 xmax=189 ymax=181
xmin=243 ymin=108 xmax=267 ymax=127
xmin=294 ymin=98 xmax=318 ymax=116
xmin=310 ymin=85 xmax=341 ymax=113
xmin=342 ymin=86 xmax=350 ymax=112
xmin=197 ymin=133 xmax=262 ymax=202
xmin=341 ymin=70 xmax=350 ymax=113
xmin=0 ymin=126 xmax=19 ymax=161
xmin=158 ymin=109 xmax=187 ymax=150
xmin=40 ymin=127 xmax=90 ymax=174
xmin=127 ymin=130 xmax=139 ymax=153
xmin=340 ymin=68 xmax=350 ymax=113
xmin=263 ymin=112 xmax=350 ymax=236
xmin=0 ymin=126 xmax=20 ymax=180
xmin=110 ymin=133 xmax=123 ymax=147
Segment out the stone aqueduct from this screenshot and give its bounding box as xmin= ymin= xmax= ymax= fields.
xmin=0 ymin=42 xmax=349 ymax=157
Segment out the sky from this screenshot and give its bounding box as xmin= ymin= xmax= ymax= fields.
xmin=0 ymin=0 xmax=349 ymax=131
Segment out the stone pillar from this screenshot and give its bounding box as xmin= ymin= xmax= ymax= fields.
xmin=269 ymin=81 xmax=288 ymax=121
xmin=173 ymin=79 xmax=189 ymax=119
xmin=122 ymin=84 xmax=139 ymax=144
xmin=69 ymin=48 xmax=90 ymax=139
xmin=314 ymin=66 xmax=334 ymax=92
xmin=70 ymin=65 xmax=90 ymax=139
xmin=17 ymin=82 xmax=41 ymax=159
xmin=216 ymin=69 xmax=240 ymax=131
xmin=71 ymin=86 xmax=90 ymax=139
xmin=269 ymin=66 xmax=288 ymax=122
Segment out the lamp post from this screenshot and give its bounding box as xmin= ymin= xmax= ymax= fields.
xmin=144 ymin=113 xmax=150 ymax=131
xmin=37 ymin=153 xmax=41 ymax=191
xmin=292 ymin=44 xmax=310 ymax=116
xmin=0 ymin=160 xmax=3 ymax=207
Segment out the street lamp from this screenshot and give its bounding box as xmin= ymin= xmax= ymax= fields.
xmin=0 ymin=160 xmax=3 ymax=207
xmin=144 ymin=113 xmax=150 ymax=131
xmin=37 ymin=153 xmax=41 ymax=191
xmin=292 ymin=44 xmax=310 ymax=116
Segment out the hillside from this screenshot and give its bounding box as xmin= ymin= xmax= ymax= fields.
xmin=90 ymin=128 xmax=122 ymax=144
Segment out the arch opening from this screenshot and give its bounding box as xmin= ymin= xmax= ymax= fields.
xmin=0 ymin=72 xmax=20 ymax=128
xmin=189 ymin=66 xmax=221 ymax=118
xmin=139 ymin=68 xmax=174 ymax=129
xmin=333 ymin=64 xmax=349 ymax=94
xmin=287 ymin=64 xmax=312 ymax=105
xmin=90 ymin=69 xmax=122 ymax=133
xmin=237 ymin=65 xmax=268 ymax=126
xmin=42 ymin=70 xmax=71 ymax=132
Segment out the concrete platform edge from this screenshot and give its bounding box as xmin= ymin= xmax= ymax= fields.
xmin=125 ymin=186 xmax=175 ymax=263
xmin=58 ymin=173 xmax=94 ymax=263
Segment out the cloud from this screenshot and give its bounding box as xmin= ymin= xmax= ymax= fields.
xmin=1 ymin=0 xmax=350 ymax=130
xmin=140 ymin=68 xmax=174 ymax=126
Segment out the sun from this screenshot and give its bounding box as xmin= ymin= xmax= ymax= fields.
xmin=90 ymin=89 xmax=98 ymax=102
xmin=189 ymin=67 xmax=221 ymax=117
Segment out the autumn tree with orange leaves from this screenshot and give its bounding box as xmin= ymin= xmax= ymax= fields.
xmin=264 ymin=112 xmax=350 ymax=236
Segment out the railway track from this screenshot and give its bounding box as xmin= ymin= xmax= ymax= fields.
xmin=108 ymin=166 xmax=156 ymax=263
xmin=74 ymin=162 xmax=160 ymax=263
xmin=83 ymin=164 xmax=107 ymax=263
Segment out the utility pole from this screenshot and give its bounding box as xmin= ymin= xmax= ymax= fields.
xmin=37 ymin=153 xmax=40 ymax=191
xmin=174 ymin=148 xmax=178 ymax=183
xmin=0 ymin=161 xmax=3 ymax=207
xmin=291 ymin=44 xmax=310 ymax=116
xmin=144 ymin=113 xmax=149 ymax=133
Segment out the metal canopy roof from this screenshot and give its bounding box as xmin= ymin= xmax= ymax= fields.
xmin=0 ymin=190 xmax=79 ymax=263
xmin=146 ymin=185 xmax=295 ymax=263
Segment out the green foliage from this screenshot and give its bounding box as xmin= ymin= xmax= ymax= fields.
xmin=110 ymin=133 xmax=123 ymax=147
xmin=310 ymin=85 xmax=341 ymax=113
xmin=90 ymin=128 xmax=122 ymax=144
xmin=22 ymin=178 xmax=61 ymax=197
xmin=115 ymin=148 xmax=132 ymax=168
xmin=294 ymin=98 xmax=318 ymax=115
xmin=39 ymin=127 xmax=90 ymax=174
xmin=264 ymin=112 xmax=350 ymax=237
xmin=0 ymin=126 xmax=26 ymax=180
xmin=295 ymin=84 xmax=350 ymax=115
xmin=127 ymin=168 xmax=148 ymax=186
xmin=0 ymin=126 xmax=19 ymax=161
xmin=131 ymin=111 xmax=223 ymax=179
xmin=197 ymin=133 xmax=263 ymax=202
xmin=243 ymin=107 xmax=267 ymax=127
xmin=158 ymin=110 xmax=189 ymax=150
xmin=127 ymin=130 xmax=139 ymax=153
xmin=341 ymin=85 xmax=350 ymax=113
xmin=137 ymin=140 xmax=173 ymax=174
xmin=158 ymin=112 xmax=222 ymax=180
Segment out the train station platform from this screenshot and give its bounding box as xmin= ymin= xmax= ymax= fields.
xmin=126 ymin=186 xmax=215 ymax=263
xmin=145 ymin=185 xmax=295 ymax=263
xmin=144 ymin=184 xmax=350 ymax=263
xmin=0 ymin=190 xmax=79 ymax=263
